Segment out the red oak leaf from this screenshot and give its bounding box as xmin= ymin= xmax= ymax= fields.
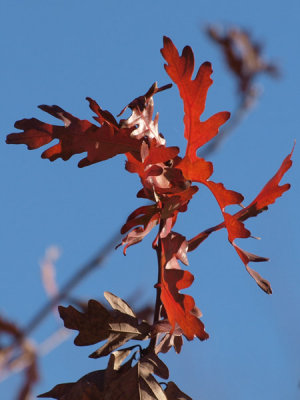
xmin=161 ymin=36 xmax=230 ymax=161
xmin=187 ymin=147 xmax=293 ymax=293
xmin=6 ymin=102 xmax=141 ymax=168
xmin=182 ymin=162 xmax=270 ymax=292
xmin=177 ymin=152 xmax=247 ymax=270
xmin=236 ymin=144 xmax=294 ymax=221
xmin=157 ymin=233 xmax=208 ymax=341
xmin=6 ymin=83 xmax=171 ymax=169
xmin=160 ymin=269 xmax=202 ymax=340
xmin=188 ymin=146 xmax=294 ymax=252
xmin=160 ymin=37 xmax=260 ymax=284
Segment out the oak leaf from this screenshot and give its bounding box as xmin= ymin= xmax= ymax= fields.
xmin=187 ymin=147 xmax=293 ymax=293
xmin=160 ymin=37 xmax=273 ymax=293
xmin=58 ymin=292 xmax=150 ymax=358
xmin=38 ymin=351 xmax=170 ymax=400
xmin=6 ymin=83 xmax=171 ymax=169
xmin=157 ymin=232 xmax=209 ymax=341
xmin=235 ymin=144 xmax=294 ymax=222
xmin=104 ymin=352 xmax=169 ymax=400
xmin=38 ymin=370 xmax=106 ymax=399
xmin=161 ymin=36 xmax=230 ymax=161
xmin=6 ymin=103 xmax=141 ymax=168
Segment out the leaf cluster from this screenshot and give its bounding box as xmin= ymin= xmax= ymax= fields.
xmin=39 ymin=293 xmax=191 ymax=400
xmin=5 ymin=36 xmax=293 ymax=399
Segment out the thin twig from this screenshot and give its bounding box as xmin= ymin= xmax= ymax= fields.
xmin=148 ymin=230 xmax=163 ymax=352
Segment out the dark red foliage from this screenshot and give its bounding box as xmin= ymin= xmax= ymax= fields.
xmin=161 ymin=36 xmax=230 ymax=161
xmin=157 ymin=232 xmax=209 ymax=341
xmin=6 ymin=102 xmax=143 ymax=168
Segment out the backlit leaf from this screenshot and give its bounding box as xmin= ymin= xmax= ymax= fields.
xmin=161 ymin=36 xmax=230 ymax=160
xmin=158 ymin=232 xmax=209 ymax=341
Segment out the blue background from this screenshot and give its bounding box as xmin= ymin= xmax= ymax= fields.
xmin=1 ymin=1 xmax=299 ymax=399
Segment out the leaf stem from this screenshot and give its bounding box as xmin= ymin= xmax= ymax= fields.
xmin=148 ymin=227 xmax=163 ymax=351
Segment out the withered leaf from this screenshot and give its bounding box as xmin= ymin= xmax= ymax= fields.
xmin=104 ymin=352 xmax=169 ymax=400
xmin=58 ymin=293 xmax=150 ymax=358
xmin=38 ymin=370 xmax=105 ymax=399
xmin=40 ymin=350 xmax=169 ymax=400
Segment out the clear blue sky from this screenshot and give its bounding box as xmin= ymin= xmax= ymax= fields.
xmin=1 ymin=1 xmax=299 ymax=399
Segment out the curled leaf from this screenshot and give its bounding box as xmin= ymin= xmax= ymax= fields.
xmin=119 ymin=82 xmax=172 ymax=146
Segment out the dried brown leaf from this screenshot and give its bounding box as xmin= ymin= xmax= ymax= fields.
xmin=58 ymin=294 xmax=150 ymax=359
xmin=38 ymin=370 xmax=106 ymax=399
xmin=104 ymin=352 xmax=168 ymax=400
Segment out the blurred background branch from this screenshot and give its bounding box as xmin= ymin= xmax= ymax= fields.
xmin=199 ymin=25 xmax=279 ymax=157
